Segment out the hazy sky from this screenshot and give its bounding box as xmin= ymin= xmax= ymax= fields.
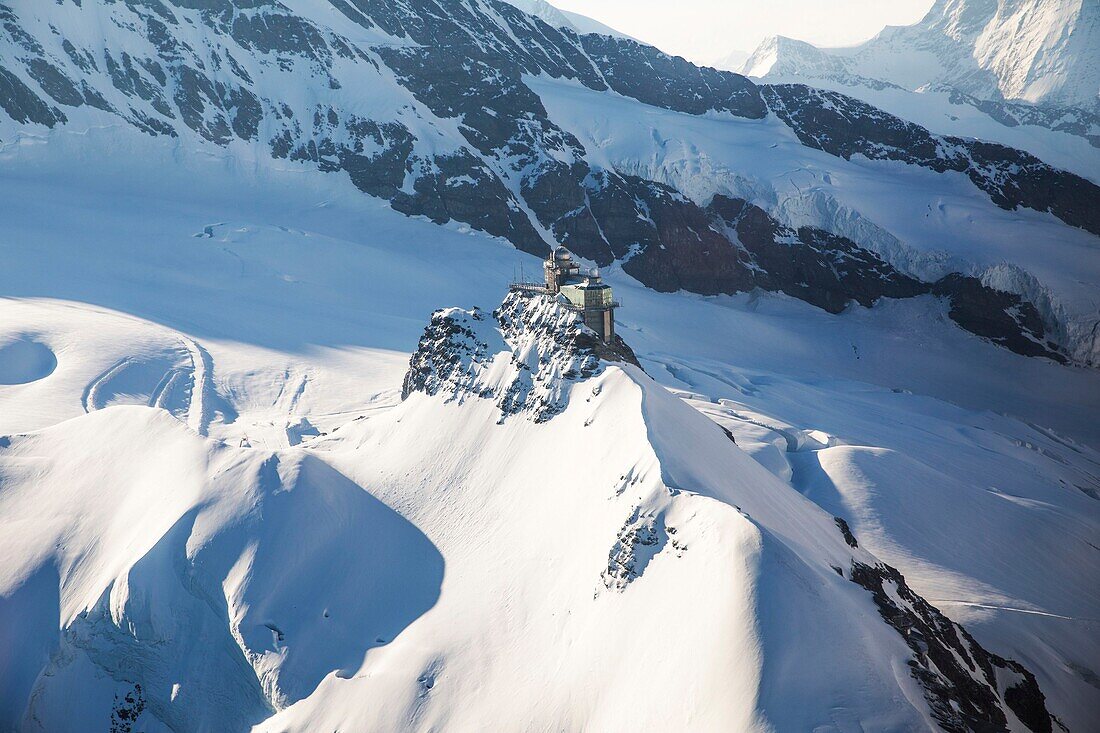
xmin=553 ymin=0 xmax=935 ymax=65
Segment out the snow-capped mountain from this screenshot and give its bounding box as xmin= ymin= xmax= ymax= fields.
xmin=501 ymin=0 xmax=632 ymax=39
xmin=743 ymin=0 xmax=1100 ymax=110
xmin=738 ymin=0 xmax=1100 ymax=168
xmin=2 ymin=284 xmax=1085 ymax=732
xmin=1 ymin=1 xmax=1099 ymax=731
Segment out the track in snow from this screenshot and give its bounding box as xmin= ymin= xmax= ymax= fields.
xmin=81 ymin=334 xmax=220 ymax=436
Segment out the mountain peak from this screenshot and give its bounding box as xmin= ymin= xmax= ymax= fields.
xmin=500 ymin=0 xmax=635 ymax=40
xmin=738 ymin=0 xmax=1100 ymax=109
xmin=402 ymin=290 xmax=639 ymax=422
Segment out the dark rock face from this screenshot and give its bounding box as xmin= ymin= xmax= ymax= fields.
xmin=0 ymin=0 xmax=1090 ymax=363
xmin=834 ymin=516 xmax=858 ymax=548
xmin=850 ymin=561 xmax=1053 ymax=733
xmin=938 ymin=85 xmax=1099 ymax=149
xmin=601 ymin=507 xmax=666 ymax=591
xmin=578 ymin=34 xmax=766 ymax=119
xmin=109 ymin=683 xmax=146 ymax=733
xmin=600 ymin=187 xmax=1066 ymax=362
xmin=401 ymin=307 xmax=497 ymax=403
xmin=0 ymin=64 xmax=65 ymax=127
xmin=932 ymin=275 xmax=1066 ymax=363
xmin=708 ymin=195 xmax=929 ymax=312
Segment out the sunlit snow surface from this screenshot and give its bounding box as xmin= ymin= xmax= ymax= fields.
xmin=0 ymin=128 xmax=1098 ymax=731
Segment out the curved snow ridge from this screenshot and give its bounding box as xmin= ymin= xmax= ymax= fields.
xmin=80 ymin=333 xmax=231 ymax=436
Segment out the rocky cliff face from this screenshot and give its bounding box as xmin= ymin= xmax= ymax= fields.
xmin=762 ymin=84 xmax=1099 ymax=237
xmin=1 ymin=0 xmax=1094 ymax=364
xmin=402 ymin=290 xmax=638 ymax=421
xmin=849 ymin=556 xmax=1055 ymax=733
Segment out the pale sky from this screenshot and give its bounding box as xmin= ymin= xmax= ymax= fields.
xmin=553 ymin=0 xmax=935 ymax=65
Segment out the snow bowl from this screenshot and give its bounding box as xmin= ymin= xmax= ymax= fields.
xmin=0 ymin=337 xmax=58 ymax=385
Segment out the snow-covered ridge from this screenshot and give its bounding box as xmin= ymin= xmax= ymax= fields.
xmin=393 ymin=289 xmax=1057 ymax=733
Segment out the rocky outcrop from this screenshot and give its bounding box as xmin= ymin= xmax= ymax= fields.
xmin=605 ymin=188 xmax=1067 ymax=362
xmin=402 ymin=291 xmax=638 ymax=422
xmin=931 ymin=275 xmax=1066 ymax=362
xmin=939 ymin=87 xmax=1100 ymax=149
xmin=601 ymin=508 xmax=665 ymax=591
xmin=824 ymin=519 xmax=1057 ymax=733
xmin=851 ymin=561 xmax=1054 ymax=733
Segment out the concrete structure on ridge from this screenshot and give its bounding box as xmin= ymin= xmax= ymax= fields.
xmin=511 ymin=247 xmax=620 ymax=342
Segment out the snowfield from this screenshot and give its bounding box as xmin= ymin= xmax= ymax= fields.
xmin=0 ymin=119 xmax=1098 ymax=731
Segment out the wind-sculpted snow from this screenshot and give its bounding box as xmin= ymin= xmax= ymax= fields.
xmin=0 ymin=408 xmax=445 ymax=731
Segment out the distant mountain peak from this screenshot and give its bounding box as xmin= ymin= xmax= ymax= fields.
xmin=500 ymin=0 xmax=635 ymax=40
xmin=739 ymin=0 xmax=1100 ymax=110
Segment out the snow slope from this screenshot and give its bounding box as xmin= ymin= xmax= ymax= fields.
xmin=0 ymin=127 xmax=1098 ymax=731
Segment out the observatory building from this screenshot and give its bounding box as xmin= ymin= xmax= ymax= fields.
xmin=513 ymin=247 xmax=619 ymax=342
